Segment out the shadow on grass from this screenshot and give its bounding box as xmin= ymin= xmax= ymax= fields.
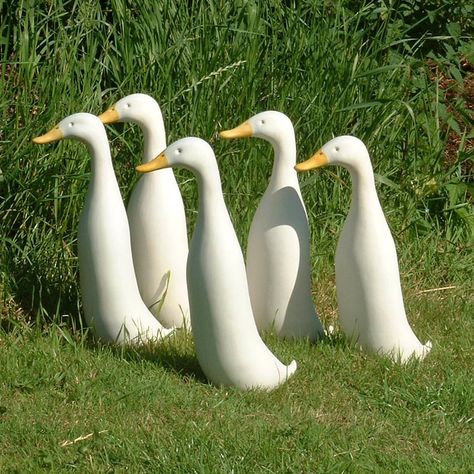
xmin=88 ymin=329 xmax=208 ymax=385
xmin=263 ymin=327 xmax=355 ymax=353
xmin=320 ymin=330 xmax=353 ymax=349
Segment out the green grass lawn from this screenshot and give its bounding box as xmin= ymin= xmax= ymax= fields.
xmin=1 ymin=1 xmax=473 ymax=471
xmin=1 ymin=287 xmax=472 ymax=472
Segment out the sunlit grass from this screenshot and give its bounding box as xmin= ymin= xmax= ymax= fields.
xmin=0 ymin=2 xmax=472 ymax=470
xmin=0 ymin=289 xmax=472 ymax=472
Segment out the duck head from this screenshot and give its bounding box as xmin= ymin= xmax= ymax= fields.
xmin=220 ymin=111 xmax=294 ymax=148
xmin=33 ymin=113 xmax=104 ymax=145
xmin=98 ymin=93 xmax=163 ymax=127
xmin=295 ymin=136 xmax=369 ymax=172
xmin=136 ymin=137 xmax=215 ymax=175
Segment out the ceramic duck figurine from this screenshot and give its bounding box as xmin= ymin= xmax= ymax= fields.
xmin=137 ymin=137 xmax=297 ymax=390
xmin=295 ymin=135 xmax=431 ymax=362
xmin=33 ymin=113 xmax=173 ymax=343
xmin=98 ymin=94 xmax=190 ymax=329
xmin=220 ymin=111 xmax=324 ymax=341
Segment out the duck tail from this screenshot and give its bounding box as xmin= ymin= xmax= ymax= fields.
xmin=286 ymin=359 xmax=297 ymax=379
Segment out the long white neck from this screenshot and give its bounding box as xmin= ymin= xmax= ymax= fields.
xmin=194 ymin=162 xmax=228 ymax=217
xmin=139 ymin=115 xmax=166 ymax=163
xmin=87 ymin=134 xmax=117 ymax=184
xmin=268 ymin=134 xmax=299 ymax=189
xmin=345 ymin=156 xmax=381 ymax=212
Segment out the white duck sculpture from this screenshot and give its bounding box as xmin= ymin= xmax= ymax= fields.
xmin=33 ymin=113 xmax=173 ymax=343
xmin=220 ymin=111 xmax=324 ymax=341
xmin=99 ymin=94 xmax=190 ymax=329
xmin=137 ymin=137 xmax=297 ymax=390
xmin=295 ymin=135 xmax=431 ymax=362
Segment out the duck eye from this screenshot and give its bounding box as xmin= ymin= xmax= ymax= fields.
xmin=335 ymin=146 xmax=340 ymax=152
xmin=176 ymin=148 xmax=182 ymax=154
xmin=125 ymin=103 xmax=131 ymax=108
xmin=68 ymin=122 xmax=74 ymax=127
xmin=260 ymin=120 xmax=265 ymax=125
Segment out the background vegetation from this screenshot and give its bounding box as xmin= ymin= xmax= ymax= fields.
xmin=0 ymin=0 xmax=472 ymax=471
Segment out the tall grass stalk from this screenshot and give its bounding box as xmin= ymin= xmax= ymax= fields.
xmin=0 ymin=0 xmax=472 ymax=324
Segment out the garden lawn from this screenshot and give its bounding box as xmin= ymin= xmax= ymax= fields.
xmin=1 ymin=288 xmax=472 ymax=473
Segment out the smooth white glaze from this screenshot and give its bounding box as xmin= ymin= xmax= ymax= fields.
xmin=35 ymin=113 xmax=173 ymax=343
xmin=224 ymin=111 xmax=324 ymax=341
xmin=100 ymin=94 xmax=190 ymax=329
xmin=299 ymin=136 xmax=431 ymax=362
xmin=142 ymin=137 xmax=297 ymax=389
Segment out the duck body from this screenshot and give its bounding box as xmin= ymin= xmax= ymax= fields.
xmin=34 ymin=113 xmax=172 ymax=343
xmin=296 ymin=136 xmax=431 ymax=362
xmin=99 ymin=94 xmax=190 ymax=329
xmin=138 ymin=137 xmax=297 ymax=389
xmin=221 ymin=112 xmax=323 ymax=341
xmin=335 ymin=176 xmax=428 ymax=359
xmin=127 ymin=163 xmax=189 ymax=329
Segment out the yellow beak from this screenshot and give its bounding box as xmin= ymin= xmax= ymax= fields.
xmin=32 ymin=126 xmax=64 ymax=144
xmin=294 ymin=149 xmax=329 ymax=172
xmin=98 ymin=107 xmax=120 ymax=124
xmin=136 ymin=152 xmax=169 ymax=173
xmin=219 ymin=121 xmax=253 ymax=139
